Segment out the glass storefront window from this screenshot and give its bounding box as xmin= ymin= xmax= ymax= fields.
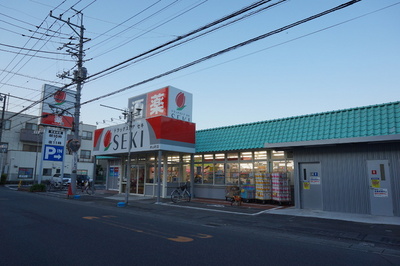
xmin=215 ymin=153 xmax=225 ymax=161
xmin=167 ymin=165 xmax=179 ymax=183
xmin=240 ymin=163 xmax=253 ymax=184
xmin=240 ymin=152 xmax=253 ymax=161
xmin=168 ymin=155 xmax=180 ymax=163
xmin=194 ymin=154 xmax=202 ymax=162
xmin=182 ymin=155 xmax=191 ymax=163
xmin=194 ymin=164 xmax=203 ymax=183
xmin=254 ymin=161 xmax=267 ymax=173
xmin=272 ymin=161 xmax=286 ymax=172
xmin=272 ymin=150 xmax=285 ymax=159
xmin=203 ymin=154 xmax=213 ymax=162
xmin=254 ymin=151 xmax=267 ymax=160
xmin=227 ymin=153 xmax=239 ymax=160
xmin=147 ymin=154 xmax=156 ymax=161
xmin=147 ymin=166 xmax=155 ymax=183
xmin=214 ymin=163 xmax=225 ymax=185
xmin=226 ymin=163 xmax=239 ymax=185
xmin=203 ymin=164 xmax=213 ymax=184
xmin=182 ymin=164 xmax=191 ymax=183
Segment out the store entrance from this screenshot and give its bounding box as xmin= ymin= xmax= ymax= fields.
xmin=130 ymin=164 xmax=145 ymax=195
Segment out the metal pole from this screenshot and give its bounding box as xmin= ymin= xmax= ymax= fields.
xmin=0 ymin=94 xmax=6 ymax=176
xmin=125 ymin=111 xmax=133 ymax=204
xmin=156 ymin=150 xmax=162 ymax=203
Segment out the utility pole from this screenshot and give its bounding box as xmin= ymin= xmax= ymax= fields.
xmin=50 ymin=9 xmax=89 ymax=194
xmin=0 ymin=94 xmax=7 ymax=176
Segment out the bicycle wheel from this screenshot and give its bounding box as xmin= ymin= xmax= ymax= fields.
xmin=183 ymin=190 xmax=191 ymax=202
xmin=86 ymin=185 xmax=95 ymax=195
xmin=171 ymin=190 xmax=181 ymax=203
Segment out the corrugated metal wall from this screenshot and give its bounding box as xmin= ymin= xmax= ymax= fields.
xmin=294 ymin=142 xmax=400 ymax=216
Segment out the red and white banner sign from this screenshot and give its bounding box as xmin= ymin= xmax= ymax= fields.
xmin=40 ymin=84 xmax=76 ymax=128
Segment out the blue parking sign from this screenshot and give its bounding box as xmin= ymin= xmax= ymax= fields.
xmin=43 ymin=145 xmax=64 ymax=161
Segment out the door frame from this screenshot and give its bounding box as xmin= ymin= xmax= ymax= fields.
xmin=299 ymin=162 xmax=323 ymax=210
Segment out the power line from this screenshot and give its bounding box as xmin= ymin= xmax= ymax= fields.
xmin=5 ymin=0 xmax=365 ymax=123
xmin=0 ymin=11 xmax=71 ymax=37
xmin=82 ymin=0 xmax=363 ymax=106
xmin=87 ymin=0 xmax=286 ymax=83
xmin=89 ymin=0 xmax=162 ymax=44
xmin=0 ymin=42 xmax=69 ymax=55
xmin=0 ymin=68 xmax=65 ymax=84
xmin=89 ymin=0 xmax=181 ymax=53
xmin=92 ymin=0 xmax=209 ymax=58
xmin=86 ymin=0 xmax=277 ymax=82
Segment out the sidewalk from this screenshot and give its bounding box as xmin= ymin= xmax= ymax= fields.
xmin=92 ymin=189 xmax=400 ymax=226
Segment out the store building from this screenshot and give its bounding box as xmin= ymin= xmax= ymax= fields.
xmin=98 ymin=100 xmax=400 ymax=217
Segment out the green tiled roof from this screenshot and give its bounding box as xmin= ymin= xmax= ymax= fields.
xmin=195 ymin=101 xmax=400 ymax=153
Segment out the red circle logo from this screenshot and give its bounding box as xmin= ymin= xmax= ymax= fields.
xmin=175 ymin=92 xmax=186 ymax=110
xmin=54 ymin=90 xmax=66 ymax=105
xmin=103 ymin=130 xmax=112 ymax=151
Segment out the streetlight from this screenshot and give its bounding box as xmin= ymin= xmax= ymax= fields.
xmin=100 ymin=104 xmax=142 ymax=206
xmin=123 ymin=105 xmax=142 ymax=205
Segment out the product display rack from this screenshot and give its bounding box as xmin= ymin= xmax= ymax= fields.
xmin=255 ymin=173 xmax=272 ymax=203
xmin=271 ymin=172 xmax=291 ymax=204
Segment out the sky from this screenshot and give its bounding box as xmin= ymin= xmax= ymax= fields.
xmin=0 ymin=0 xmax=399 ymax=130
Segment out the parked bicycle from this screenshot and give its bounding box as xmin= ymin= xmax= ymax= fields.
xmin=46 ymin=179 xmax=67 ymax=192
xmin=171 ymin=182 xmax=191 ymax=203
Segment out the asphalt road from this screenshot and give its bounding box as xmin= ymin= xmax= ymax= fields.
xmin=1 ymin=187 xmax=399 ymax=266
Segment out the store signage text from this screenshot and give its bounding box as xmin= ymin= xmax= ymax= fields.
xmin=110 ymin=130 xmax=144 ymax=151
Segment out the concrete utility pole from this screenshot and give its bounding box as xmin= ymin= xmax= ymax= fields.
xmin=0 ymin=94 xmax=7 ymax=176
xmin=50 ymin=9 xmax=88 ymax=194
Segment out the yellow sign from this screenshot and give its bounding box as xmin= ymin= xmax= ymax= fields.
xmin=371 ymin=178 xmax=380 ymax=188
xmin=303 ymin=181 xmax=310 ymax=190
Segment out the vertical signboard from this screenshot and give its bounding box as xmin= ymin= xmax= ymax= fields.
xmin=42 ymin=128 xmax=67 ymax=161
xmin=40 ymin=84 xmax=76 ymax=129
xmin=128 ymin=86 xmax=193 ymax=122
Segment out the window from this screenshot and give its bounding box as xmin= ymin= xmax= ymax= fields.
xmin=203 ymin=154 xmax=213 ymax=162
xmin=215 ymin=153 xmax=225 ymax=161
xmin=254 ymin=151 xmax=267 ymax=160
xmin=240 ymin=163 xmax=253 ymax=184
xmin=25 ymin=123 xmax=38 ymax=130
xmin=272 ymin=150 xmax=285 ymax=159
xmin=0 ymin=142 xmax=8 ymax=153
xmin=226 ymin=163 xmax=239 ymax=185
xmin=214 ymin=163 xmax=225 ymax=185
xmin=23 ymin=144 xmax=40 ymax=152
xmin=240 ymin=152 xmax=253 ymax=161
xmin=43 ymin=168 xmax=52 ymax=176
xmin=81 ymin=130 xmax=92 ymax=140
xmin=203 ymin=164 xmax=213 ymax=184
xmin=227 ymin=153 xmax=239 ymax=161
xmin=167 ymin=155 xmax=180 ymax=163
xmin=167 ymin=165 xmax=179 ymax=183
xmin=2 ymin=120 xmax=11 ymax=130
xmin=194 ymin=164 xmax=203 ymax=183
xmin=80 ymin=150 xmax=91 ymax=160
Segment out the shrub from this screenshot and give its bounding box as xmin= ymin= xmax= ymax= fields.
xmin=29 ymin=183 xmax=46 ymax=192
